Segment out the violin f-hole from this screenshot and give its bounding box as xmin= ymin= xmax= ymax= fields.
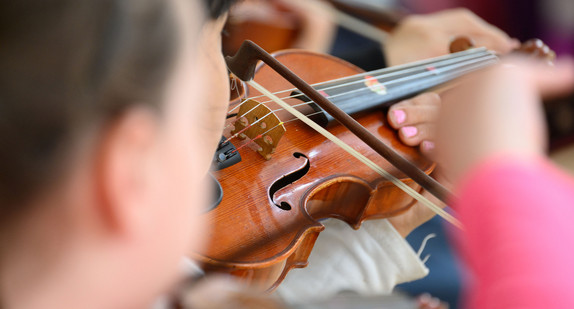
xmin=268 ymin=152 xmax=311 ymax=211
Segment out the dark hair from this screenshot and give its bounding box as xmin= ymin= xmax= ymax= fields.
xmin=0 ymin=0 xmax=179 ymax=217
xmin=205 ymin=0 xmax=240 ymax=19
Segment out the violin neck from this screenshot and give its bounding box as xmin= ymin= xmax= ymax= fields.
xmin=304 ymin=48 xmax=498 ymax=125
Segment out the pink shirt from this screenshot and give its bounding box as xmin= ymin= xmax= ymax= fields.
xmin=453 ymin=156 xmax=574 ymax=309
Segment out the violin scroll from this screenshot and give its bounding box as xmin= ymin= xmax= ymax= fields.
xmin=515 ymin=39 xmax=556 ymax=62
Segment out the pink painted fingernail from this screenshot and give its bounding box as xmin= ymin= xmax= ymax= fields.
xmin=422 ymin=141 xmax=435 ymax=151
xmin=402 ymin=126 xmax=417 ymax=138
xmin=392 ymin=110 xmax=406 ymax=124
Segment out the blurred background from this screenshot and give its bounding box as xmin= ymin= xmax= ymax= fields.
xmin=222 ymin=1 xmax=574 ymax=307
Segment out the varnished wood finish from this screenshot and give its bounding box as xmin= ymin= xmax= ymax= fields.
xmin=226 ymin=42 xmax=450 ymax=201
xmin=222 ymin=1 xmax=301 ymax=55
xmin=449 ymin=36 xmax=476 ymax=53
xmin=192 ymin=50 xmax=433 ymax=290
xmin=516 ymin=39 xmax=556 ymax=62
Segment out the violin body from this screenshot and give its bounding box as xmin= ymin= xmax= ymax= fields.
xmin=194 ymin=37 xmax=554 ymax=291
xmin=192 ymin=50 xmax=433 ymax=291
xmin=223 ymin=0 xmax=302 ymax=55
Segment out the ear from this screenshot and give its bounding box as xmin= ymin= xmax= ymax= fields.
xmin=93 ymin=106 xmax=161 ymax=236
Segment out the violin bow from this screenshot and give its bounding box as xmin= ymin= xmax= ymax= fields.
xmin=226 ymin=40 xmax=462 ymax=229
xmin=312 ymin=0 xmax=391 ymax=44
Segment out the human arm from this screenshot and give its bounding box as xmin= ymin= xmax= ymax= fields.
xmin=435 ymin=59 xmax=574 ymax=308
xmin=454 ymin=156 xmax=574 ymax=309
xmin=381 ymin=7 xmax=522 ymax=233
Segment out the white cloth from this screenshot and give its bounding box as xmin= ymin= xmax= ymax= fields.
xmin=274 ymin=218 xmax=429 ymax=304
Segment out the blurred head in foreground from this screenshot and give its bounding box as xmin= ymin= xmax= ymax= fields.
xmin=0 ymin=0 xmax=222 ymax=307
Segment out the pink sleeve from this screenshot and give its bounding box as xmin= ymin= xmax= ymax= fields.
xmin=452 ymin=156 xmax=574 ymax=309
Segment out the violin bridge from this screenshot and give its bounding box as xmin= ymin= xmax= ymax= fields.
xmin=231 ymin=99 xmax=285 ymax=160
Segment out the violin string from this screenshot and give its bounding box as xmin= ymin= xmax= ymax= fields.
xmin=248 ymin=80 xmax=463 ymax=229
xmin=230 ymin=121 xmax=285 ymax=154
xmin=257 ymin=52 xmax=497 ymax=107
xmin=230 ymin=75 xmax=238 ymax=98
xmin=227 ymin=47 xmax=493 ymax=112
xmin=223 ymin=111 xmax=275 ymax=144
xmin=226 ymin=108 xmax=373 ymax=159
xmin=226 ymin=104 xmax=460 ymax=226
xmin=223 ymin=122 xmax=253 ymax=144
xmin=226 ymin=51 xmax=497 ymax=123
xmin=267 ymin=56 xmax=498 ymax=114
xmin=227 ymin=106 xmax=351 ymax=152
xmin=223 ymin=54 xmax=497 ymax=145
xmin=233 ymin=77 xmax=243 ymax=105
xmin=246 ymin=48 xmax=491 ymax=103
xmin=222 ymin=54 xmax=497 ymax=144
xmin=223 ymin=100 xmax=247 ymax=131
xmin=222 ymin=50 xmax=496 ymax=154
xmin=223 ymin=77 xmax=250 ymax=131
xmin=228 ymin=111 xmax=330 ymax=151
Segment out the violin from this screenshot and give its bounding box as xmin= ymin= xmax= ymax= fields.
xmin=222 ymin=0 xmax=399 ymax=56
xmin=192 ymin=39 xmax=554 ymax=291
xmin=222 ymin=0 xmax=302 ymax=55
